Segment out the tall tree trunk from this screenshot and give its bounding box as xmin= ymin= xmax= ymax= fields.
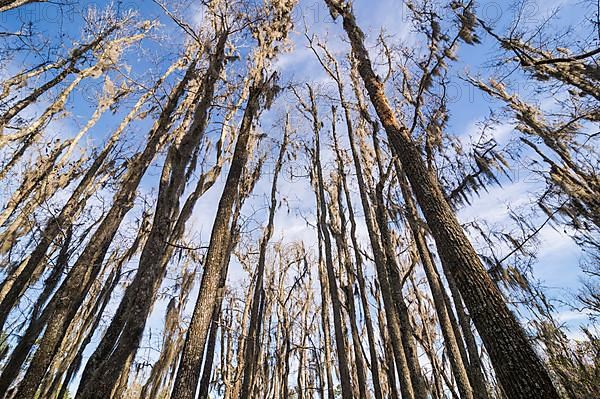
xmin=375 ymin=285 xmax=400 ymax=399
xmin=323 ymin=2 xmax=559 ymax=397
xmin=197 ymin=223 xmax=246 ymax=399
xmin=227 ymin=286 xmax=252 ymax=399
xmin=318 ymin=258 xmax=336 ymax=399
xmin=350 ymin=150 xmax=415 ymax=398
xmin=307 ymin=85 xmax=354 ymax=399
xmin=75 ymin=35 xmax=228 ymax=399
xmin=312 ymin=72 xmax=417 ymax=398
xmin=329 ymin=117 xmax=368 ymax=399
xmin=338 ymin=166 xmax=384 ymax=399
xmin=55 ymin=247 xmax=137 ymax=399
xmin=320 ymin=59 xmax=385 ymax=399
xmin=0 ymin=56 xmax=198 ymax=398
xmin=228 ymin=156 xmax=268 ymax=399
xmin=372 ymin=175 xmax=428 ymax=399
xmin=444 ymin=260 xmax=491 ymax=399
xmin=171 ymin=72 xmax=276 ymax=399
xmin=197 ymin=303 xmax=221 ymax=399
xmin=240 ymin=117 xmax=289 ymax=398
xmin=411 ymin=274 xmax=453 ymax=399
xmin=140 ymin=267 xmax=195 ymax=399
xmin=396 ymin=159 xmax=481 ymax=399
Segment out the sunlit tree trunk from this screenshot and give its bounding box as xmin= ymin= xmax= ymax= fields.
xmin=240 ymin=116 xmax=289 ymax=398
xmin=337 ymin=160 xmax=384 ymax=399
xmin=374 ymin=284 xmax=400 ymax=399
xmin=394 ymin=160 xmax=473 ymax=398
xmin=314 ymin=77 xmax=417 ymax=398
xmin=75 ymin=34 xmax=227 ymax=398
xmin=0 ymin=56 xmax=198 ymax=398
xmin=372 ymin=170 xmax=427 ymax=399
xmin=313 ymin=49 xmax=386 ymax=399
xmin=171 ymin=70 xmax=278 ymax=399
xmin=323 ymin=2 xmax=560 ymax=396
xmin=306 ymin=85 xmax=354 ymax=399
xmin=328 ymin=118 xmax=368 ymax=399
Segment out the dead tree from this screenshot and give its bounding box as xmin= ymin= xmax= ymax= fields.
xmin=327 ymin=112 xmax=369 ymax=399
xmin=171 ymin=67 xmax=281 ymax=399
xmin=0 ymin=58 xmax=183 ymax=330
xmin=298 ymin=84 xmax=353 ymax=399
xmin=75 ymin=32 xmax=228 ymax=397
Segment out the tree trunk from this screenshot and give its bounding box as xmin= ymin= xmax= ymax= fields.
xmin=240 ymin=117 xmax=289 ymax=398
xmin=394 ymin=159 xmax=473 ymax=399
xmin=375 ymin=285 xmax=400 ymax=399
xmin=372 ymin=176 xmax=428 ymax=399
xmin=307 ymin=85 xmax=354 ymax=399
xmin=329 ymin=127 xmax=368 ymax=399
xmin=444 ymin=260 xmax=491 ymax=399
xmin=0 ymin=56 xmax=197 ymax=398
xmin=75 ymin=35 xmax=227 ymax=399
xmin=320 ymin=73 xmax=417 ymax=398
xmin=171 ymin=72 xmax=275 ymax=399
xmin=338 ymin=167 xmax=384 ymax=399
xmin=323 ymin=2 xmax=560 ymax=397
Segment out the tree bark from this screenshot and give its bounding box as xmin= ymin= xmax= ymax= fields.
xmin=239 ymin=117 xmax=289 ymax=398
xmin=0 ymin=56 xmax=197 ymax=398
xmin=307 ymin=85 xmax=354 ymax=399
xmin=323 ymin=2 xmax=560 ymax=397
xmin=171 ymin=72 xmax=275 ymax=399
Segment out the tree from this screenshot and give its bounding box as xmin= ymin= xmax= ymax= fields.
xmin=171 ymin=3 xmax=295 ymax=396
xmin=322 ymin=1 xmax=560 ymax=397
xmin=0 ymin=1 xmax=596 ymax=397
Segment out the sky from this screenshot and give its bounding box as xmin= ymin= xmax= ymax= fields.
xmin=0 ymin=0 xmax=597 ymax=389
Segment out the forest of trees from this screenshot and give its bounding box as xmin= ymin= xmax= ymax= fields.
xmin=0 ymin=0 xmax=598 ymax=398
